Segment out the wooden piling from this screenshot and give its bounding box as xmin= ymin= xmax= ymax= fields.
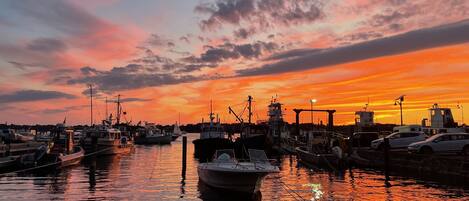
xmin=383 ymin=137 xmax=390 ymax=181
xmin=91 ymin=134 xmax=98 ymax=153
xmin=182 ymin=136 xmax=187 ymax=179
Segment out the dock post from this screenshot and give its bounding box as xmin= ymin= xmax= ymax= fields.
xmin=383 ymin=137 xmax=390 ymax=181
xmin=182 ymin=136 xmax=187 ymax=179
xmin=91 ymin=134 xmax=98 ymax=153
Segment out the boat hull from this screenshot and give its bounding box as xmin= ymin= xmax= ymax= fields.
xmin=296 ymin=147 xmax=341 ymax=168
xmin=193 ymin=138 xmax=233 ymax=162
xmin=171 ymin=135 xmax=180 ymax=141
xmin=58 ymin=147 xmax=85 ymax=167
xmin=198 ymin=167 xmax=269 ymax=193
xmin=0 ymin=156 xmax=18 ymax=172
xmin=82 ymin=139 xmax=134 ymax=156
xmin=134 ymin=135 xmax=171 ymax=145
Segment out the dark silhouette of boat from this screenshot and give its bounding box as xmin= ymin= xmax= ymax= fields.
xmin=193 ymin=101 xmax=233 ymax=162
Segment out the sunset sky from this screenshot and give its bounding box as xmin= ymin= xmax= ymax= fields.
xmin=0 ymin=0 xmax=468 ymax=125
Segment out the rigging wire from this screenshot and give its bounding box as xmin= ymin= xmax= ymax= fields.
xmin=278 ymin=180 xmax=306 ymax=201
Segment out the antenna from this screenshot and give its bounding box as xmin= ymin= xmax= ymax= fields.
xmin=364 ymin=97 xmax=370 ymax=111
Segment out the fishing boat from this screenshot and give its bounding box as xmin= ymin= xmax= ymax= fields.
xmin=265 ymin=97 xmax=296 ymax=153
xmin=193 ymin=101 xmax=233 ymax=161
xmin=296 ymin=146 xmax=341 ymax=168
xmin=53 ymin=129 xmax=84 ymax=167
xmin=296 ymin=133 xmax=346 ymax=169
xmin=0 ymin=156 xmax=19 ymax=171
xmin=1 ymin=129 xmax=45 ymax=168
xmin=80 ymin=91 xmax=134 ymax=155
xmin=198 ymin=149 xmax=279 ymax=193
xmin=57 ymin=146 xmax=85 ymax=167
xmin=20 ymin=128 xmax=85 ymax=168
xmin=1 ymin=129 xmax=34 ymax=143
xmin=228 ymin=96 xmax=269 ymax=157
xmin=82 ymin=126 xmax=133 ymax=155
xmin=134 ymin=123 xmax=171 ymax=145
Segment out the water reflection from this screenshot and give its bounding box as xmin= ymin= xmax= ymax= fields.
xmin=0 ymin=134 xmax=468 ymax=200
xmin=197 ymin=180 xmax=262 ymax=201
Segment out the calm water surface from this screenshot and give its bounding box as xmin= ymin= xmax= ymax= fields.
xmin=0 ymin=134 xmax=468 ymax=200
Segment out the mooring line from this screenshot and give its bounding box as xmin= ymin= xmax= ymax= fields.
xmin=278 ymin=180 xmax=307 ymax=201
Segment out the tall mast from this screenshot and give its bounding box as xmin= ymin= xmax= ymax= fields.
xmin=247 ymin=95 xmax=253 ymax=137
xmin=89 ymin=84 xmax=93 ymax=126
xmin=209 ymin=100 xmax=214 ymax=126
xmin=248 ymin=95 xmax=252 ymax=124
xmin=105 ymin=96 xmax=108 ymax=123
xmin=116 ymin=94 xmax=121 ymax=125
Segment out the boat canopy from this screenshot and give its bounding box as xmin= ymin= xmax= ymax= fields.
xmin=248 ymin=149 xmax=269 ymax=163
xmin=214 ymin=149 xmax=236 ymax=162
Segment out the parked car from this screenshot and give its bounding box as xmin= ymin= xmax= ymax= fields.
xmin=408 ymin=133 xmax=469 ymax=155
xmin=347 ymin=132 xmax=379 ymax=147
xmin=371 ymin=131 xmax=427 ymax=150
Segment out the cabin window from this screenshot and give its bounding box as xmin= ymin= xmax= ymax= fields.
xmin=440 ymin=135 xmax=451 ymax=141
xmin=390 ymin=133 xmax=400 ymax=138
xmin=401 ymin=133 xmax=418 ymax=138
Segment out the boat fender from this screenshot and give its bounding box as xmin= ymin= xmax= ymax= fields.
xmin=120 ymin=137 xmax=128 ymax=145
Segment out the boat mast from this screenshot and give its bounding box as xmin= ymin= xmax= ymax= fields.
xmin=247 ymin=95 xmax=253 ymax=137
xmin=105 ymin=96 xmax=108 ymax=120
xmin=209 ymin=100 xmax=214 ymax=137
xmin=116 ymin=94 xmax=121 ymax=125
xmin=89 ymin=84 xmax=93 ymax=126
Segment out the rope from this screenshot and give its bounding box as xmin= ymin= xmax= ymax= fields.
xmin=278 ymin=180 xmax=306 ymax=201
xmin=0 ymin=147 xmax=115 ymax=176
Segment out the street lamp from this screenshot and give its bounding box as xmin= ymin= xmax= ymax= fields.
xmin=310 ymin=99 xmax=317 ymax=131
xmin=394 ymin=95 xmax=405 ymax=126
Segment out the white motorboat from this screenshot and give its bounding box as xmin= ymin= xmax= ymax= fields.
xmin=135 ymin=123 xmax=172 ymax=145
xmin=198 ymin=149 xmax=279 ymax=193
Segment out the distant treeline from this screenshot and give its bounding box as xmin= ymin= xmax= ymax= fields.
xmin=0 ymin=123 xmax=397 ymax=135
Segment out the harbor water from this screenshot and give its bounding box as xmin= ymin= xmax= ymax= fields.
xmin=0 ymin=134 xmax=468 ymax=200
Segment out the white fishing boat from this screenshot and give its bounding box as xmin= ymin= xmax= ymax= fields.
xmin=135 ymin=123 xmax=172 ymax=145
xmin=82 ymin=126 xmax=133 ymax=155
xmin=198 ymin=149 xmax=279 ymax=193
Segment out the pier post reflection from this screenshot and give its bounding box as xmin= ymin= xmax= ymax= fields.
xmin=88 ymin=156 xmax=97 ymax=192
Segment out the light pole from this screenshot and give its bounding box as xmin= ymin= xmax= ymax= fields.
xmin=394 ymin=95 xmax=405 ymax=126
xmin=310 ymin=99 xmax=317 ymax=131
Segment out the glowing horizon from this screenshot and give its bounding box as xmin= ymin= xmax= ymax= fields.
xmin=0 ymin=0 xmax=468 ymax=126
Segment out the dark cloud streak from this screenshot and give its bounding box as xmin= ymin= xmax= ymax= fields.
xmin=238 ymin=20 xmax=469 ymax=76
xmin=0 ymin=90 xmax=77 ymax=103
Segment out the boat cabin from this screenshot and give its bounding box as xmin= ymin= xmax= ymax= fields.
xmin=355 ymin=111 xmax=374 ymax=127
